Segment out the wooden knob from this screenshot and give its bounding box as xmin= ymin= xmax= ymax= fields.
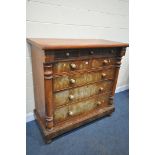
xmin=111 ymin=50 xmax=115 ymax=54
xmin=70 ymin=63 xmax=77 ymax=69
xmin=97 ymin=101 xmax=102 ymax=105
xmin=69 ymin=95 xmax=74 ymax=100
xmin=103 ymin=59 xmax=109 ymax=64
xmin=66 ymin=52 xmax=70 ymax=56
xmin=90 ymin=51 xmax=94 ymax=55
xmin=99 ymin=87 xmax=104 ymax=91
xmin=70 ymin=79 xmax=76 ymax=84
xmin=101 ymin=73 xmax=106 ymax=78
xmin=68 ymin=111 xmax=73 ymax=116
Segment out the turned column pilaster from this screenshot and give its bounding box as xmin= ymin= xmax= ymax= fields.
xmin=44 ymin=64 xmax=53 ymax=130
xmin=111 ymin=47 xmax=127 ymax=96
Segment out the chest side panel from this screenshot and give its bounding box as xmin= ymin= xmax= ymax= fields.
xmin=31 ymin=46 xmax=46 ymax=124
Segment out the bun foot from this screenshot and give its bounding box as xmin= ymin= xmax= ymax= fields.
xmin=45 ymin=139 xmax=52 ymax=144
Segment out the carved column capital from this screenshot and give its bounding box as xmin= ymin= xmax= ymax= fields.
xmin=116 ymin=61 xmax=122 ymax=68
xmin=120 ymin=47 xmax=126 ymax=57
xmin=44 ymin=64 xmax=53 ymax=80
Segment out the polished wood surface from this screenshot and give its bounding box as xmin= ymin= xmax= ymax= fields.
xmin=54 ymin=81 xmax=113 ymax=107
xmin=31 ymin=46 xmax=46 ymax=125
xmin=27 ymin=38 xmax=129 ymax=50
xmin=53 ymin=68 xmax=115 ymax=92
xmin=53 ymin=57 xmax=117 ymax=74
xmin=28 ymin=38 xmax=128 ymax=143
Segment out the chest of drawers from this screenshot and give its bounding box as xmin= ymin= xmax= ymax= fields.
xmin=27 ymin=38 xmax=128 ymax=143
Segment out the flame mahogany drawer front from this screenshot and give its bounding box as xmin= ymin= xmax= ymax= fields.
xmin=54 ymin=93 xmax=111 ymax=123
xmin=54 ymin=80 xmax=113 ymax=107
xmin=53 ymin=67 xmax=116 ymax=91
xmin=27 ymin=38 xmax=128 ymax=143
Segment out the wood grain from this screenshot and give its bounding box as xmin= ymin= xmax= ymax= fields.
xmin=31 ymin=45 xmax=46 ymax=125
xmin=53 ymin=81 xmax=113 ymax=107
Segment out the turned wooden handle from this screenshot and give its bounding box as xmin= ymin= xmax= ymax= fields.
xmin=101 ymin=73 xmax=106 ymax=78
xmin=68 ymin=111 xmax=73 ymax=116
xmin=90 ymin=51 xmax=94 ymax=55
xmin=97 ymin=101 xmax=102 ymax=105
xmin=70 ymin=63 xmax=77 ymax=69
xmin=99 ymin=87 xmax=104 ymax=91
xmin=103 ymin=59 xmax=109 ymax=64
xmin=66 ymin=52 xmax=70 ymax=56
xmin=69 ymin=95 xmax=74 ymax=100
xmin=70 ymin=79 xmax=76 ymax=84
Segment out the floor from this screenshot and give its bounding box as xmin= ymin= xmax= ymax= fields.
xmin=26 ymin=90 xmax=129 ymax=155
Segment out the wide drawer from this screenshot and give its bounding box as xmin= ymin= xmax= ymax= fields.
xmin=53 ymin=58 xmax=117 ymax=74
xmin=54 ymin=94 xmax=110 ymax=123
xmin=53 ymin=67 xmax=116 ymax=92
xmin=54 ymin=80 xmax=113 ymax=107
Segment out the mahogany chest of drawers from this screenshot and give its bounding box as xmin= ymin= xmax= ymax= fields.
xmin=27 ymin=38 xmax=128 ymax=143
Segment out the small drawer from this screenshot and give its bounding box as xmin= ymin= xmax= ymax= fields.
xmin=53 ymin=59 xmax=90 ymax=74
xmin=53 ymin=68 xmax=116 ymax=92
xmin=100 ymin=48 xmax=118 ymax=57
xmin=54 ymin=81 xmax=113 ymax=107
xmin=79 ymin=48 xmax=118 ymax=57
xmin=91 ymin=58 xmax=116 ymax=68
xmin=54 ymin=50 xmax=79 ymax=59
xmin=54 ymin=94 xmax=110 ymax=123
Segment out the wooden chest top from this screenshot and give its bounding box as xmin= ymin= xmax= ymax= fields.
xmin=27 ymin=38 xmax=129 ymax=50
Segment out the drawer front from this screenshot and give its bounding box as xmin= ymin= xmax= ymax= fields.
xmin=53 ymin=58 xmax=117 ymax=74
xmin=68 ymin=95 xmax=109 ymax=117
xmin=53 ymin=68 xmax=116 ymax=91
xmin=91 ymin=58 xmax=116 ymax=68
xmin=54 ymin=94 xmax=110 ymax=123
xmin=54 ymin=80 xmax=113 ymax=107
xmin=53 ymin=59 xmax=90 ymax=74
xmin=54 ymin=50 xmax=79 ymax=59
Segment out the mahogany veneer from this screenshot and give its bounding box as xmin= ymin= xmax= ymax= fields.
xmin=27 ymin=38 xmax=128 ymax=143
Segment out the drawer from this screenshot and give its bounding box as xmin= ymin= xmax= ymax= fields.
xmin=54 ymin=80 xmax=113 ymax=107
xmin=91 ymin=58 xmax=116 ymax=68
xmin=54 ymin=94 xmax=110 ymax=123
xmin=54 ymin=50 xmax=79 ymax=59
xmin=53 ymin=68 xmax=116 ymax=91
xmin=53 ymin=59 xmax=90 ymax=74
xmin=53 ymin=58 xmax=117 ymax=74
xmin=79 ymin=48 xmax=117 ymax=57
